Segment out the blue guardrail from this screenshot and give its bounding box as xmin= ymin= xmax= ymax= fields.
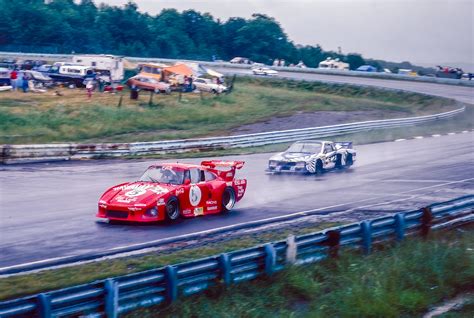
xmin=0 ymin=195 xmax=472 ymax=317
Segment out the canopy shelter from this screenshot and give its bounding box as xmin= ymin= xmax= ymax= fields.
xmin=162 ymin=64 xmax=194 ymax=77
xmin=161 ymin=63 xmax=194 ymax=86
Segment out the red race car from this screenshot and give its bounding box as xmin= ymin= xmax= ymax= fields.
xmin=97 ymin=160 xmax=247 ymax=222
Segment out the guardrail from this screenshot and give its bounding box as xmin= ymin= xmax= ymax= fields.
xmin=1 ymin=51 xmax=473 ymax=87
xmin=0 ymin=106 xmax=465 ymax=164
xmin=0 ymin=195 xmax=472 ymax=317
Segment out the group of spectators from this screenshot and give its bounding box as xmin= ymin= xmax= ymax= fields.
xmin=9 ymin=69 xmax=30 ymax=92
xmin=272 ymin=58 xmax=306 ymax=68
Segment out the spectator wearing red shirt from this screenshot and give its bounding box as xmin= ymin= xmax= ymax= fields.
xmin=10 ymin=69 xmax=18 ymax=91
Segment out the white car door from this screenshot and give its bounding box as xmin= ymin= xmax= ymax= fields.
xmin=322 ymin=143 xmax=337 ymax=169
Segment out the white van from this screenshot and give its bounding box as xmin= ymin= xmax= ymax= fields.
xmin=318 ymin=58 xmax=349 ymax=71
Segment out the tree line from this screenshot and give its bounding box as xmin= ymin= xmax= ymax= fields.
xmin=0 ymin=0 xmax=429 ymax=73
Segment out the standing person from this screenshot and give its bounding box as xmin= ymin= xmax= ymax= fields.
xmin=86 ymin=80 xmax=94 ymax=99
xmin=9 ymin=69 xmax=18 ymax=91
xmin=21 ymin=72 xmax=29 ymax=93
xmin=188 ymin=76 xmax=193 ymax=92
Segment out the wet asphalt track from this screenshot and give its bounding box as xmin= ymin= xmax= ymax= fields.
xmin=0 ymin=72 xmax=473 ymax=269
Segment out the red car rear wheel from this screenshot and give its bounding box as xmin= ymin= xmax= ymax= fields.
xmin=221 ymin=187 xmax=236 ymax=213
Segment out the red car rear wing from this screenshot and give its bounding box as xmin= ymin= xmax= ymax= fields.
xmin=201 ymin=160 xmax=245 ymax=181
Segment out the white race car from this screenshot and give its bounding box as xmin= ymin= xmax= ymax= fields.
xmin=252 ymin=67 xmax=278 ymax=76
xmin=267 ymin=140 xmax=356 ymax=174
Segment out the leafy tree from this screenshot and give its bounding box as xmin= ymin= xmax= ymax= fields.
xmin=345 ymin=53 xmax=366 ymax=70
xmin=0 ymin=1 xmax=426 ymax=71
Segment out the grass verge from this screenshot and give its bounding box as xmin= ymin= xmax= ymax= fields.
xmin=0 ymin=77 xmax=454 ymax=144
xmin=120 ymin=102 xmax=473 ymax=161
xmin=126 ymin=225 xmax=474 ymax=318
xmin=0 ymin=222 xmax=337 ymax=301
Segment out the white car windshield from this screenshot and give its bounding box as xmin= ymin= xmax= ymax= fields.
xmin=287 ymin=142 xmax=322 ymax=154
xmin=139 ymin=166 xmax=184 ymax=185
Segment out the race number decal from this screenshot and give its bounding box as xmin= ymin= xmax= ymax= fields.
xmin=189 ymin=185 xmax=202 ymax=206
xmin=125 ymin=189 xmax=146 ymax=197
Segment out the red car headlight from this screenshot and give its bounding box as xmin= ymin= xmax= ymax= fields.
xmin=145 ymin=207 xmax=158 ymax=217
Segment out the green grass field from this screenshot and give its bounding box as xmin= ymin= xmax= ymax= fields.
xmin=0 ymin=77 xmax=455 ymax=144
xmin=127 ymin=226 xmax=474 ymax=318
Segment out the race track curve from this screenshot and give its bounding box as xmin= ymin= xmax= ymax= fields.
xmin=0 ymin=72 xmax=473 ymax=269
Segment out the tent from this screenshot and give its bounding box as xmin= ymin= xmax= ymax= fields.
xmin=162 ymin=64 xmax=194 ymax=77
xmin=161 ymin=63 xmax=194 ymax=86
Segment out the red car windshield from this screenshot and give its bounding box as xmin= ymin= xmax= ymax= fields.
xmin=139 ymin=166 xmax=185 ymax=185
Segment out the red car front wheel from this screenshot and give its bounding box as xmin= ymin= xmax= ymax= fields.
xmin=166 ymin=197 xmax=180 ymax=221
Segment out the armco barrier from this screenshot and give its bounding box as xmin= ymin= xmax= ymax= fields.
xmin=1 ymin=51 xmax=473 ymax=87
xmin=0 ymin=195 xmax=472 ymax=317
xmin=0 ymin=106 xmax=465 ymax=164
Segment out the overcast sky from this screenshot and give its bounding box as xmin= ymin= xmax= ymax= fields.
xmin=101 ymin=0 xmax=473 ymax=68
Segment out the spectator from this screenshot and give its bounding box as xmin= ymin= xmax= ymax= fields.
xmin=10 ymin=69 xmax=18 ymax=91
xmin=21 ymin=73 xmax=29 ymax=93
xmin=86 ymin=80 xmax=94 ymax=99
xmin=187 ymin=76 xmax=194 ymax=92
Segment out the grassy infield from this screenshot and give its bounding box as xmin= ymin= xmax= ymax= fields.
xmin=0 ymin=77 xmax=461 ymax=144
xmin=1 ymin=78 xmax=473 ymax=316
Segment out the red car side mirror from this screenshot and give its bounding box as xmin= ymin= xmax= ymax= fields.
xmin=183 ymin=178 xmax=191 ymax=185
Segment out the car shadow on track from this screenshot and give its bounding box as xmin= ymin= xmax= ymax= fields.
xmin=94 ymin=209 xmax=245 ymax=229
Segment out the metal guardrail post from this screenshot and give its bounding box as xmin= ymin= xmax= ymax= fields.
xmin=105 ymin=278 xmax=118 ymax=318
xmin=361 ymin=221 xmax=372 ymax=255
xmin=421 ymin=207 xmax=433 ymax=238
xmin=394 ymin=213 xmax=406 ymax=241
xmin=264 ymin=243 xmax=277 ymax=275
xmin=219 ymin=253 xmax=232 ymax=286
xmin=165 ymin=266 xmax=178 ymax=303
xmin=325 ymin=230 xmax=341 ymax=258
xmin=285 ymin=235 xmax=297 ymax=264
xmin=38 ymin=293 xmax=51 ymax=318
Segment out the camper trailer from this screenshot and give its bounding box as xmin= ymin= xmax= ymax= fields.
xmin=72 ymin=55 xmax=124 ymax=82
xmin=318 ymin=58 xmax=349 ymax=71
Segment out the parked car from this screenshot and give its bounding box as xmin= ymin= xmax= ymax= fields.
xmin=356 ymin=65 xmax=377 ymax=72
xmin=230 ymin=57 xmax=252 ymax=64
xmin=36 ymin=64 xmax=52 ymax=73
xmin=252 ymin=67 xmax=278 ymax=76
xmin=0 ymin=67 xmax=11 ymax=86
xmin=267 ymin=140 xmax=356 ymax=174
xmin=126 ymin=75 xmax=171 ymax=94
xmin=193 ymin=78 xmax=227 ymax=93
xmin=22 ymin=70 xmax=55 ymax=88
xmin=97 ymin=161 xmax=247 ymax=222
xmin=435 ymin=66 xmax=463 ymax=79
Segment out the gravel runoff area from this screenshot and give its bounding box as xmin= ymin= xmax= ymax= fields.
xmin=231 ymin=109 xmax=402 ymax=135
